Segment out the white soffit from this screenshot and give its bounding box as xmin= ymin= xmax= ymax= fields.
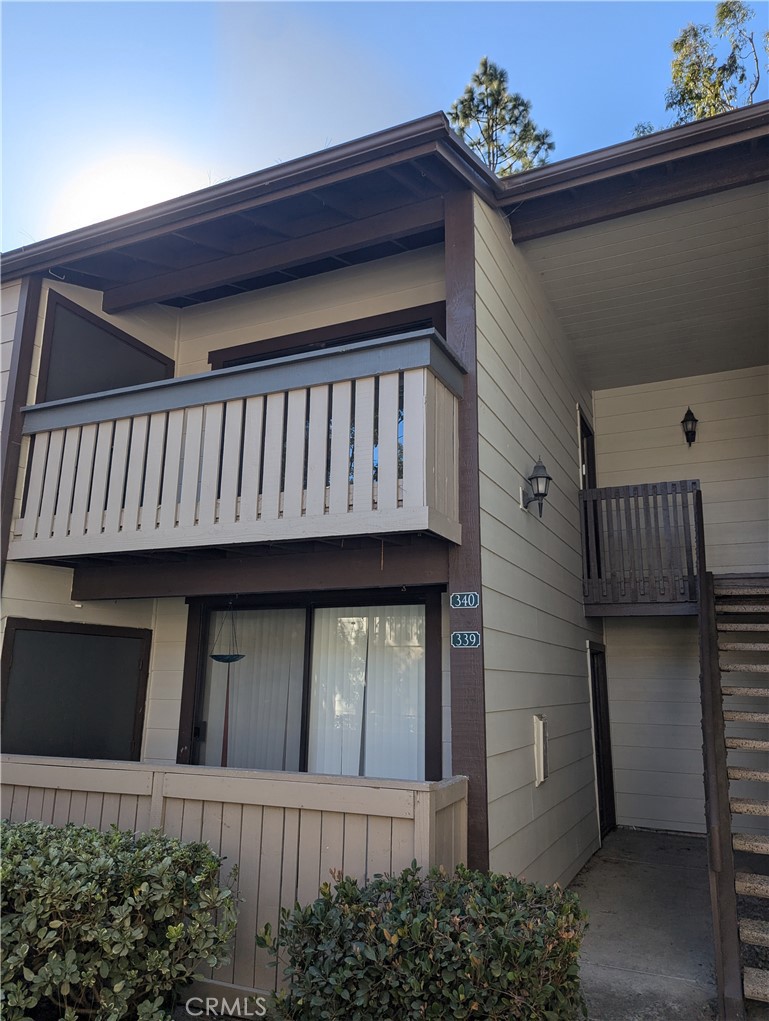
xmin=519 ymin=181 xmax=769 ymax=390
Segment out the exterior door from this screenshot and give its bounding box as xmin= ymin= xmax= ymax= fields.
xmin=589 ymin=645 xmax=616 ymax=838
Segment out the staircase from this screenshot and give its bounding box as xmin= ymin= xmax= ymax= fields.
xmin=714 ymin=575 xmax=769 ymax=1007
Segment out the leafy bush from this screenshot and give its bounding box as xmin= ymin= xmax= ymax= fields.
xmin=1 ymin=820 xmax=238 ymax=1021
xmin=260 ymin=862 xmax=587 ymax=1020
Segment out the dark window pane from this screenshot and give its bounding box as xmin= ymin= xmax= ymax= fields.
xmin=2 ymin=629 xmax=145 ymax=760
xmin=43 ymin=304 xmax=169 ymax=401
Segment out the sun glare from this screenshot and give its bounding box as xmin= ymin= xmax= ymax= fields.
xmin=45 ymin=152 xmax=210 ymax=239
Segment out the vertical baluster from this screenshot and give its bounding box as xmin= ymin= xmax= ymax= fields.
xmin=401 ymin=369 xmax=426 ymax=510
xmin=140 ymin=414 xmax=167 ymax=532
xmin=681 ymin=481 xmax=696 ymax=600
xmin=52 ymin=428 xmax=80 ymax=541
xmin=20 ymin=433 xmax=50 ymax=541
xmin=283 ymin=389 xmax=308 ymax=521
xmin=659 ymin=482 xmax=674 ymax=598
xmin=305 ymin=386 xmax=329 ymax=518
xmin=260 ymin=393 xmax=285 ymax=521
xmin=352 ymin=377 xmax=375 ymax=513
xmin=158 ymin=409 xmax=185 ymax=534
xmin=623 ymin=486 xmax=638 ymax=602
xmin=178 ymin=407 xmax=204 ymax=529
xmin=218 ymin=400 xmax=245 ymax=526
xmin=239 ymin=396 xmax=264 ymax=523
xmin=632 ymin=484 xmax=647 ymax=598
xmin=36 ymin=430 xmax=65 ymax=541
xmin=122 ymin=417 xmax=148 ymax=536
xmin=604 ymin=487 xmax=618 ymax=602
xmin=103 ymin=419 xmax=131 ymax=536
xmin=197 ymin=403 xmax=224 ymax=527
xmin=376 ymin=373 xmax=400 ymax=513
xmin=85 ymin=422 xmax=114 ymax=536
xmin=328 ymin=381 xmax=352 ymax=516
xmin=668 ymin=481 xmax=685 ymax=598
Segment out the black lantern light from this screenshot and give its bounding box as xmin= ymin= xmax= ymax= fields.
xmin=520 ymin=458 xmax=552 ymax=518
xmin=681 ymin=407 xmax=698 ymax=446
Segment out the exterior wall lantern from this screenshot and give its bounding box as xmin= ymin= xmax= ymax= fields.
xmin=520 ymin=458 xmax=552 ymax=518
xmin=681 ymin=407 xmax=698 ymax=446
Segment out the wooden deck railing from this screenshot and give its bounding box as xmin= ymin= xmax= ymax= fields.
xmin=8 ymin=329 xmax=463 ymax=560
xmin=0 ymin=755 xmax=468 ymax=996
xmin=581 ymin=480 xmax=701 ymax=614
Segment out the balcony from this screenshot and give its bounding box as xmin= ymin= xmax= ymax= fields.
xmin=581 ymin=480 xmax=703 ymax=616
xmin=8 ymin=329 xmax=463 ymax=561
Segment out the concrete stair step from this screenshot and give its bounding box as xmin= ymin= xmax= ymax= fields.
xmin=717 ymin=604 xmax=769 ymax=613
xmin=723 ymin=686 xmax=769 ymax=697
xmin=730 ymin=798 xmax=769 ymax=816
xmin=734 ymin=833 xmax=769 ymax=855
xmin=720 ymin=662 xmax=769 ymax=673
xmin=736 ymin=872 xmax=769 ymax=898
xmin=719 ymin=623 xmax=769 ymax=632
xmin=724 ymin=710 xmax=769 ymax=724
xmin=729 ymin=766 xmax=769 ymax=783
xmin=744 ymin=966 xmax=769 ymax=1003
xmin=727 ymin=738 xmax=769 ymax=752
xmin=740 ymin=918 xmax=769 ymax=948
xmin=719 ymin=642 xmax=769 ymax=652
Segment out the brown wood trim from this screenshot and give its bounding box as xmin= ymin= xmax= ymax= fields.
xmin=0 ymin=616 xmax=152 ymax=761
xmin=208 ymin=303 xmax=447 ymax=370
xmin=36 ymin=289 xmax=174 ymax=403
xmin=178 ymin=587 xmax=444 ymax=778
xmin=177 ymin=599 xmax=205 ymax=764
xmin=424 ymin=590 xmax=443 ymax=782
xmin=103 ymin=197 xmax=445 ymax=313
xmin=444 ymin=189 xmax=489 ymax=870
xmin=1 ymin=276 xmax=42 ymax=579
xmin=72 ymin=539 xmax=450 ymax=602
xmin=508 ymin=139 xmax=769 ymax=242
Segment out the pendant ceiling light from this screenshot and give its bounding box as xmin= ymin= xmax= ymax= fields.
xmin=209 ymin=601 xmax=244 ymax=769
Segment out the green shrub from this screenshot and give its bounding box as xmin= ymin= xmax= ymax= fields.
xmin=260 ymin=862 xmax=587 ymax=1020
xmin=1 ymin=820 xmax=238 ymax=1021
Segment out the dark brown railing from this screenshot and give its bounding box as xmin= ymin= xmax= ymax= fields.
xmin=580 ymin=480 xmax=701 ymax=612
xmin=696 ymin=490 xmax=745 ymax=1021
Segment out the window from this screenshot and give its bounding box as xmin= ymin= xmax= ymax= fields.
xmin=37 ymin=291 xmax=173 ymax=403
xmin=190 ymin=593 xmax=441 ymax=781
xmin=1 ymin=619 xmax=150 ymax=760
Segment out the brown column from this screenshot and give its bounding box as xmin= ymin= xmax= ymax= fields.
xmin=444 ymin=190 xmax=489 ymax=871
xmin=1 ymin=275 xmax=42 ymax=578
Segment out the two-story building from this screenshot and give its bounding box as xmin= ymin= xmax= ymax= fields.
xmin=2 ymin=103 xmax=767 ymax=1016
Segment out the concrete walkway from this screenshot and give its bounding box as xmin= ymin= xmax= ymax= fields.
xmin=571 ymin=828 xmax=719 ymax=1020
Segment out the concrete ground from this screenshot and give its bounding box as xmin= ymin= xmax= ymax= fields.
xmin=570 ymin=828 xmax=769 ymax=1021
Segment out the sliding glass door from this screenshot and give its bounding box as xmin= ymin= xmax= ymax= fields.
xmin=197 ymin=603 xmax=426 ymax=781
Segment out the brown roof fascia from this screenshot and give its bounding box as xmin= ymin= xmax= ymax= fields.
xmin=497 ymin=101 xmax=769 ymax=206
xmin=2 ymin=113 xmax=468 ymax=279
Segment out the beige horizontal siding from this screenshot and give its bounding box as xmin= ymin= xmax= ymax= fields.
xmin=594 ymin=364 xmax=769 ymax=574
xmin=474 ymin=195 xmax=601 ymax=887
xmin=605 ymin=617 xmax=769 ymax=835
xmin=177 ymin=245 xmax=446 ymax=376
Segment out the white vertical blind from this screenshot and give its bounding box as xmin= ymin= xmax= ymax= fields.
xmin=200 ymin=608 xmax=306 ymax=770
xmin=307 ymin=605 xmax=425 ymax=780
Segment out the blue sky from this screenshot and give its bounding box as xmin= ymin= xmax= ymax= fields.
xmin=1 ymin=1 xmax=757 ymax=251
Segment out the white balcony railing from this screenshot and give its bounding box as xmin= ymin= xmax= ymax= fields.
xmin=9 ymin=329 xmax=462 ymax=560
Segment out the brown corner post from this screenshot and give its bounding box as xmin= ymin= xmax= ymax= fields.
xmin=696 ymin=490 xmax=745 ymax=1021
xmin=1 ymin=275 xmax=42 ymax=581
xmin=444 ymin=189 xmax=489 ymax=872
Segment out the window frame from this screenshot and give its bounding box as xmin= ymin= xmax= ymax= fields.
xmin=0 ymin=617 xmax=152 ymax=761
xmin=177 ymin=588 xmax=443 ymax=781
xmin=36 ymin=290 xmax=174 ymax=404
